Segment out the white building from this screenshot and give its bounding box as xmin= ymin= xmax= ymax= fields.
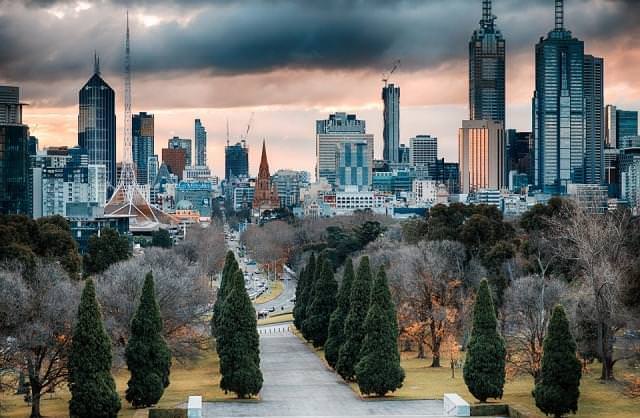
xmin=412 ymin=179 xmax=439 ymax=205
xmin=88 ymin=164 xmax=107 ymax=204
xmin=409 ymin=135 xmax=438 ymax=168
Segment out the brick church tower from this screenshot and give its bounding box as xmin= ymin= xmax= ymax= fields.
xmin=252 ymin=140 xmax=280 ymax=214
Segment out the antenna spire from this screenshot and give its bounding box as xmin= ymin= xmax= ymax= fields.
xmin=555 ymin=0 xmax=564 ymax=30
xmin=94 ymin=51 xmax=100 ymax=75
xmin=226 ymin=118 xmax=230 ymax=146
xmin=481 ymin=0 xmax=495 ymax=30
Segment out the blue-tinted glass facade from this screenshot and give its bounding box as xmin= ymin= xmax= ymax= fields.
xmin=132 ymin=112 xmax=154 ymax=185
xmin=225 ymin=142 xmax=249 ymax=180
xmin=337 ymin=142 xmax=370 ymax=190
xmin=618 ymin=110 xmax=639 ymax=141
xmin=0 ymin=125 xmax=30 ymax=214
xmin=583 ymin=55 xmax=604 ymax=185
xmin=195 ymin=119 xmax=207 ymax=167
xmin=382 ymin=84 xmax=400 ymax=163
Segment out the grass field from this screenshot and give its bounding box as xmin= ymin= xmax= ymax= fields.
xmin=253 ymin=280 xmax=284 ymax=305
xmin=0 ymin=350 xmax=234 ymax=418
xmin=257 ymin=312 xmax=293 ymax=326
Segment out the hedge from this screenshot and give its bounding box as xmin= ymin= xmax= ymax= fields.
xmin=148 ymin=408 xmax=187 ymax=418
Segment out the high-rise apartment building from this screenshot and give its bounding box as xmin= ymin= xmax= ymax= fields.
xmin=0 ymin=86 xmax=22 ymax=124
xmin=336 ymin=140 xmax=372 ymax=191
xmin=272 ymin=170 xmax=310 ymax=208
xmin=168 ymin=136 xmax=192 ymax=167
xmin=316 ymin=113 xmax=373 ymax=187
xmin=78 ymin=57 xmax=116 ymax=194
xmin=458 ymin=120 xmax=505 ymax=194
xmin=132 ymin=112 xmax=154 ymax=185
xmin=382 ymin=84 xmax=400 ymax=163
xmin=409 ymin=135 xmax=438 ymax=168
xmin=532 ymin=0 xmax=586 ymax=194
xmin=605 ymin=105 xmax=639 ymax=148
xmin=225 ymin=141 xmax=249 ymax=180
xmin=195 ymin=119 xmax=207 ymax=167
xmin=583 ymin=55 xmax=604 ymax=185
xmin=469 ymin=0 xmax=505 ymax=123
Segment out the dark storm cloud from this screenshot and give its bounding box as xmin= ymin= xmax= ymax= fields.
xmin=0 ymin=0 xmax=638 ymax=89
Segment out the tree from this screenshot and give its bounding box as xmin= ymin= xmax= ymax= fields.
xmin=463 ymin=279 xmax=506 ymax=402
xmin=212 ymin=251 xmax=239 ymax=338
xmin=68 ymin=279 xmax=121 ymax=418
xmin=83 ymin=228 xmax=131 ymax=275
xmin=293 ymin=263 xmax=309 ymax=331
xmin=336 ymin=256 xmax=373 ymax=381
xmin=324 ymin=258 xmax=355 ymax=368
xmin=533 ymin=305 xmax=581 ymax=418
xmin=355 ymin=266 xmax=404 ymax=396
xmin=217 ymin=269 xmax=263 ymax=398
xmin=293 ymin=253 xmax=315 ymax=332
xmin=301 ymin=254 xmax=322 ymax=340
xmin=125 ymin=272 xmax=172 ymax=408
xmin=303 ymin=258 xmax=338 ymax=347
xmin=151 ymin=229 xmax=173 ymax=248
xmin=0 ymin=263 xmax=79 ymax=418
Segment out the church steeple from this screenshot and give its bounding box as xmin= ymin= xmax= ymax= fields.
xmin=258 ymin=139 xmax=270 ymax=179
xmin=252 ymin=139 xmax=280 ymax=214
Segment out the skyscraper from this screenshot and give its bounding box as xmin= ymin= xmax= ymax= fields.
xmin=225 ymin=141 xmax=249 ymax=180
xmin=458 ymin=120 xmax=505 ymax=194
xmin=168 ymin=136 xmax=192 ymax=167
xmin=162 ymin=147 xmax=186 ymax=180
xmin=132 ymin=111 xmax=154 ymax=185
xmin=195 ymin=118 xmax=207 ymax=167
xmin=605 ymin=105 xmax=639 ymax=148
xmin=469 ymin=0 xmax=505 ymax=123
xmin=583 ymin=54 xmax=604 ymax=185
xmin=532 ymin=0 xmax=586 ymax=194
xmin=0 ymin=86 xmax=21 ymax=124
xmin=78 ymin=55 xmax=116 ymax=195
xmin=409 ymin=135 xmax=438 ymax=168
xmin=382 ymin=84 xmax=400 ymax=163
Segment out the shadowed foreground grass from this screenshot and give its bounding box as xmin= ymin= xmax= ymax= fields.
xmin=0 ymin=349 xmax=233 ymax=418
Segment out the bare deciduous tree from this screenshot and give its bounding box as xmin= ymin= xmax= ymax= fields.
xmin=176 ymin=221 xmax=227 ymax=281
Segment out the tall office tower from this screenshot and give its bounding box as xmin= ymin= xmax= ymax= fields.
xmin=583 ymin=55 xmax=604 ymax=185
xmin=409 ymin=135 xmax=438 ymax=167
xmin=132 ymin=112 xmax=154 ymax=185
xmin=605 ymin=105 xmax=639 ymax=148
xmin=195 ymin=119 xmax=207 ymax=167
xmin=382 ymin=84 xmax=400 ymax=163
xmin=469 ymin=0 xmax=505 ymax=123
xmin=147 ymin=155 xmax=159 ymax=184
xmin=0 ymin=86 xmax=30 ymax=214
xmin=78 ymin=55 xmax=116 ymax=194
xmin=316 ymin=113 xmax=373 ymax=186
xmin=458 ymin=120 xmax=505 ymax=194
xmin=532 ymin=0 xmax=586 ymax=194
xmin=168 ymin=136 xmax=192 ymax=167
xmin=506 ymin=129 xmax=533 ymax=177
xmin=336 ymin=139 xmax=373 ymax=191
xmin=162 ymin=147 xmax=187 ymax=180
xmin=225 ymin=141 xmax=249 ymax=180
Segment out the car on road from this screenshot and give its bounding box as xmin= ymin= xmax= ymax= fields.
xmin=268 ymin=306 xmax=276 ymax=312
xmin=258 ymin=309 xmax=269 ymax=319
xmin=289 ymin=298 xmax=296 ymax=303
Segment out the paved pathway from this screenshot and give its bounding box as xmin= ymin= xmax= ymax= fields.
xmin=202 ymin=325 xmax=449 ymax=418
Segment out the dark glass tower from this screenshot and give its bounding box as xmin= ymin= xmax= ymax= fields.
xmin=532 ymin=0 xmax=585 ymax=194
xmin=78 ymin=56 xmax=116 ymax=194
xmin=583 ymin=55 xmax=604 ymax=185
xmin=382 ymin=84 xmax=400 ymax=163
xmin=195 ymin=118 xmax=207 ymax=167
xmin=225 ymin=141 xmax=249 ymax=180
xmin=132 ymin=111 xmax=154 ymax=185
xmin=469 ymin=0 xmax=505 ymax=123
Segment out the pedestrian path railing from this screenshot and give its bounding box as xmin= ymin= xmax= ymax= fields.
xmin=258 ymin=325 xmax=292 ymax=335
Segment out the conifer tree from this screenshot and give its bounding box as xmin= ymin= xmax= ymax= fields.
xmin=324 ymin=258 xmax=355 ymax=368
xmin=125 ymin=272 xmax=172 ymax=408
xmin=336 ymin=256 xmax=373 ymax=381
xmin=356 ymin=266 xmax=404 ymax=396
xmin=301 ymin=253 xmax=321 ymax=339
xmin=303 ymin=258 xmax=338 ymax=347
xmin=218 ymin=269 xmax=263 ymax=398
xmin=293 ymin=253 xmax=315 ymax=332
xmin=534 ymin=305 xmax=581 ymax=418
xmin=68 ymin=279 xmax=121 ymax=418
xmin=293 ymin=263 xmax=308 ymax=330
xmin=212 ymin=251 xmax=239 ymax=337
xmin=463 ymin=279 xmax=506 ymax=402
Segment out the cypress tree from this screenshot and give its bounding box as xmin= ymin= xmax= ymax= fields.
xmin=336 ymin=256 xmax=373 ymax=381
xmin=356 ymin=266 xmax=404 ymax=396
xmin=463 ymin=279 xmax=506 ymax=402
xmin=218 ymin=269 xmax=263 ymax=398
xmin=533 ymin=305 xmax=581 ymax=418
xmin=212 ymin=251 xmax=239 ymax=337
xmin=301 ymin=253 xmax=320 ymax=339
xmin=324 ymin=258 xmax=355 ymax=368
xmin=292 ymin=264 xmax=308 ymax=330
xmin=303 ymin=258 xmax=338 ymax=347
xmin=125 ymin=272 xmax=172 ymax=408
xmin=68 ymin=279 xmax=121 ymax=418
xmin=294 ymin=253 xmax=315 ymax=332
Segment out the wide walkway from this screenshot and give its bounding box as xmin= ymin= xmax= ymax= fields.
xmin=202 ymin=325 xmax=449 ymax=418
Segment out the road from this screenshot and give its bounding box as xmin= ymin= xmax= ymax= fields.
xmin=202 ymin=325 xmax=454 ymax=418
xmin=254 ymin=272 xmax=296 ymax=315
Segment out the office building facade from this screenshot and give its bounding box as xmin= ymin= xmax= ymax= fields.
xmin=583 ymin=54 xmax=604 ymax=185
xmin=458 ymin=120 xmax=505 ymax=194
xmin=469 ymin=0 xmax=505 ymax=123
xmin=382 ymin=84 xmax=400 ymax=163
xmin=225 ymin=141 xmax=249 ymax=180
xmin=162 ymin=147 xmax=186 ymax=180
xmin=78 ymin=60 xmax=116 ymax=194
xmin=605 ymin=105 xmax=639 ymax=149
xmin=168 ymin=136 xmax=192 ymax=167
xmin=132 ymin=112 xmax=154 ymax=185
xmin=195 ymin=119 xmax=207 ymax=167
xmin=336 ymin=140 xmax=372 ymax=191
xmin=409 ymin=135 xmax=438 ymax=168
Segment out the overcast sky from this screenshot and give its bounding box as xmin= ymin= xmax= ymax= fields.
xmin=2 ymin=0 xmax=639 ymax=176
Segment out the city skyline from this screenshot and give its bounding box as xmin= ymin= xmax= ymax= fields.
xmin=2 ymin=0 xmax=640 ymax=176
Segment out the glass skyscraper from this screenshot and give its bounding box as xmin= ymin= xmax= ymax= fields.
xmin=78 ymin=59 xmax=116 ymax=195
xmin=225 ymin=141 xmax=249 ymax=180
xmin=469 ymin=0 xmax=505 ymax=123
xmin=195 ymin=118 xmax=207 ymax=167
xmin=132 ymin=112 xmax=154 ymax=185
xmin=532 ymin=0 xmax=586 ymax=194
xmin=583 ymin=55 xmax=604 ymax=185
xmin=382 ymin=84 xmax=400 ymax=163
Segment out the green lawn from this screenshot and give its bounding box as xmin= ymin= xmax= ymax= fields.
xmin=0 ymin=349 xmax=234 ymax=418
xmin=257 ymin=312 xmax=293 ymax=326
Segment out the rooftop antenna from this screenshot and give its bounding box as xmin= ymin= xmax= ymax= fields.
xmin=555 ymin=0 xmax=564 ymax=31
xmin=94 ymin=51 xmax=100 ymax=75
xmin=226 ymin=118 xmax=230 ymax=146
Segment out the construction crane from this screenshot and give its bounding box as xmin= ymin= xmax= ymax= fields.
xmin=382 ymin=59 xmax=401 ymax=87
xmin=240 ymin=112 xmax=255 ymax=144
